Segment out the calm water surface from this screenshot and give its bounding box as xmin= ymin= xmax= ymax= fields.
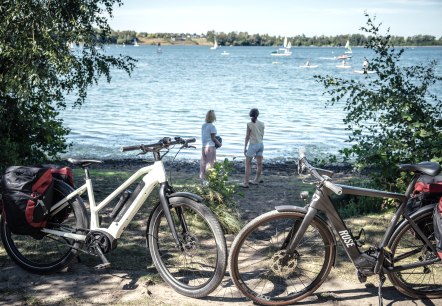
xmin=61 ymin=46 xmax=442 ymax=161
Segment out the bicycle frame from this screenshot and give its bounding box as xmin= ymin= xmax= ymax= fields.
xmin=286 ymin=174 xmax=439 ymax=275
xmin=42 ymin=160 xmax=167 ymax=241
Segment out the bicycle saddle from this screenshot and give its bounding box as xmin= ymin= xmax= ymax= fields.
xmin=399 ymin=161 xmax=441 ymax=176
xmin=67 ymin=158 xmax=103 ymax=168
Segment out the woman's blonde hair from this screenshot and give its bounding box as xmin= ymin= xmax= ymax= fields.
xmin=205 ymin=110 xmax=216 ymax=123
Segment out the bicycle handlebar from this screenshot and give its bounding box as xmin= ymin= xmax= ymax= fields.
xmin=298 ymin=151 xmax=343 ymax=195
xmin=121 ymin=137 xmax=196 ymax=153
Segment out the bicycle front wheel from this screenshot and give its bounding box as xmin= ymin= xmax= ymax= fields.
xmin=229 ymin=210 xmax=335 ymax=306
xmin=387 ymin=205 xmax=442 ymax=298
xmin=147 ymin=197 xmax=227 ymax=298
xmin=0 ymin=180 xmax=89 ymax=274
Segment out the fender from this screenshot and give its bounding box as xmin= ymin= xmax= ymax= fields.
xmin=145 ymin=193 xmax=203 ymax=249
xmin=275 ymin=205 xmax=337 ymax=267
xmin=168 ymin=192 xmax=203 ymax=203
xmin=275 ymin=205 xmax=308 ymax=214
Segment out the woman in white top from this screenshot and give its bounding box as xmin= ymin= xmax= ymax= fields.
xmin=242 ymin=108 xmax=265 ymax=187
xmin=200 ymin=110 xmax=222 ymax=181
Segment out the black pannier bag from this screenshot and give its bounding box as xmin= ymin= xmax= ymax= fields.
xmin=406 ymin=174 xmax=442 ymax=214
xmin=1 ymin=166 xmax=54 ymax=235
xmin=433 ymin=197 xmax=442 ymax=260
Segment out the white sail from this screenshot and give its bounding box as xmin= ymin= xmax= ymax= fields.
xmin=283 ymin=37 xmax=288 ymax=48
xmin=344 ymin=40 xmax=352 ymax=53
xmin=210 ymin=38 xmax=218 ymax=50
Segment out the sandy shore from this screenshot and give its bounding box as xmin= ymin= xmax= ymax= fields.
xmin=0 ymin=159 xmax=431 ymax=305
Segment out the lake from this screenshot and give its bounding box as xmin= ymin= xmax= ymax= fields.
xmin=61 ymin=45 xmax=442 ymax=161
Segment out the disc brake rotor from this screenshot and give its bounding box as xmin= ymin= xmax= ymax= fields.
xmin=269 ymin=250 xmax=299 ymax=278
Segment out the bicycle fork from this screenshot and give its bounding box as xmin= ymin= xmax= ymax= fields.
xmin=283 ymin=205 xmax=318 ymax=253
xmin=158 ymin=183 xmax=188 ymax=251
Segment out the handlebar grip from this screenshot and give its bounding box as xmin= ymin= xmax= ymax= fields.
xmin=187 ymin=138 xmax=196 ymax=143
xmin=120 ymin=145 xmax=142 ymax=152
xmin=324 ymin=180 xmax=343 ymax=195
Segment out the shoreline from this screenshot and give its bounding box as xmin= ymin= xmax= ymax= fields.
xmin=53 ymin=157 xmax=354 ymax=175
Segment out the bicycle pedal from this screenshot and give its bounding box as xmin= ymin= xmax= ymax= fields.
xmin=94 ymin=262 xmax=111 ymax=270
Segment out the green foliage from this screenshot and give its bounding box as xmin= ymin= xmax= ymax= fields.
xmin=0 ymin=0 xmax=136 ymax=171
xmin=109 ymin=30 xmax=138 ymax=45
xmin=192 ymin=159 xmax=242 ymax=234
xmin=333 ymin=177 xmax=395 ymax=218
xmin=206 ymin=158 xmax=237 ymax=198
xmin=335 ymin=195 xmax=382 ymax=219
xmin=315 ymin=13 xmax=442 ymax=191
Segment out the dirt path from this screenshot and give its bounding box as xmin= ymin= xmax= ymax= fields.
xmin=0 ymin=161 xmax=437 ymax=305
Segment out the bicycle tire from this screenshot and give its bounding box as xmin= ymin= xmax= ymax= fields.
xmin=147 ymin=197 xmax=227 ymax=298
xmin=229 ymin=210 xmax=335 ymax=306
xmin=0 ymin=180 xmax=89 ymax=274
xmin=387 ymin=204 xmax=442 ymax=298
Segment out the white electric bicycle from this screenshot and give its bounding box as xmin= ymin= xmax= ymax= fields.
xmin=0 ymin=137 xmax=228 ymax=298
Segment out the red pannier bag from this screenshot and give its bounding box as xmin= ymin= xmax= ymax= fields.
xmin=1 ymin=166 xmax=54 ymax=235
xmin=406 ymin=175 xmax=442 ymax=214
xmin=50 ymin=166 xmax=74 ymax=188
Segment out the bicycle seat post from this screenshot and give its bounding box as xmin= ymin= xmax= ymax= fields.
xmin=83 ymin=167 xmax=91 ymax=180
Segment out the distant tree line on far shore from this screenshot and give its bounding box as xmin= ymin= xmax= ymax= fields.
xmin=106 ymin=30 xmax=442 ymax=47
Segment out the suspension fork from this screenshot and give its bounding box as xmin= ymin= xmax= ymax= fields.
xmin=280 ymin=219 xmax=302 ymax=250
xmin=284 ymin=205 xmax=318 ymax=254
xmin=158 ymin=182 xmax=184 ymax=249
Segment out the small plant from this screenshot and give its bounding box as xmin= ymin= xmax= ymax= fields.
xmin=193 ymin=158 xmax=242 ymax=234
xmin=206 ymin=158 xmax=236 ymax=198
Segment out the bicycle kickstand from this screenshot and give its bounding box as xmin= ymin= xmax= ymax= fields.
xmin=378 ymin=272 xmax=386 ymax=306
xmin=93 ymin=245 xmax=111 ymax=270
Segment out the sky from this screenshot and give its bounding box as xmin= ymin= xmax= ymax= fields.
xmin=108 ymin=0 xmax=442 ymax=38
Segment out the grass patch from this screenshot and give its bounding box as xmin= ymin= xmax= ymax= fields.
xmin=23 ymin=296 xmax=45 ymax=306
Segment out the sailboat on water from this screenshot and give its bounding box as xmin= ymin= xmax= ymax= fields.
xmin=344 ymin=40 xmax=352 ymax=54
xmin=210 ymin=37 xmax=218 ymax=50
xmin=271 ymin=37 xmax=292 ymax=56
xmin=279 ymin=37 xmax=288 ymax=50
xmin=133 ymin=38 xmax=139 ymax=47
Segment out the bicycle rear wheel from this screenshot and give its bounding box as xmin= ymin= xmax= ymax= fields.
xmin=229 ymin=210 xmax=335 ymax=306
xmin=0 ymin=180 xmax=89 ymax=274
xmin=387 ymin=205 xmax=442 ymax=298
xmin=147 ymin=197 xmax=227 ymax=298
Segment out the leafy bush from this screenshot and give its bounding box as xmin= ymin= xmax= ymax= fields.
xmin=315 ymin=13 xmax=442 ymax=191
